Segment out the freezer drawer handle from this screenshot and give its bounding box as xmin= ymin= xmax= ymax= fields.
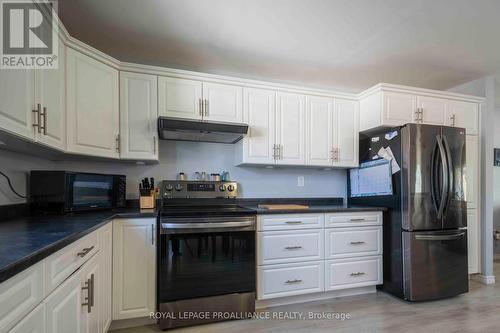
xmin=285 ymin=279 xmax=303 ymax=284
xmin=415 ymin=232 xmax=465 ymax=241
xmin=350 ymin=241 xmax=366 ymax=245
xmin=350 ymin=272 xmax=366 ymax=277
xmin=285 ymin=246 xmax=303 ymax=250
xmin=285 ymin=221 xmax=303 ymax=224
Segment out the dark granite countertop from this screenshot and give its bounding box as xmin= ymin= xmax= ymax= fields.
xmin=245 ymin=204 xmax=387 ymax=215
xmin=0 ymin=208 xmax=157 ymax=284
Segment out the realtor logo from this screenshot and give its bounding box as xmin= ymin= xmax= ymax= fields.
xmin=1 ymin=0 xmax=58 ymax=69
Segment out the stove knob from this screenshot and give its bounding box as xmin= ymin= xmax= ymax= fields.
xmin=165 ymin=184 xmax=174 ymax=192
xmin=175 ymin=184 xmax=183 ymax=192
xmin=219 ymin=184 xmax=226 ymax=192
xmin=227 ymin=184 xmax=235 ymax=192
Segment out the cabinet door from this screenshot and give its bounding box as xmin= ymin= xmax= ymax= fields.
xmin=44 ymin=266 xmax=85 ymax=333
xmin=467 ymin=209 xmax=479 ymax=274
xmin=305 ymin=96 xmax=334 ymax=166
xmin=8 ymin=303 xmax=45 ymax=333
xmin=81 ymin=256 xmax=99 ymax=333
xmin=202 ymin=82 xmax=242 ymax=123
xmin=34 ymin=40 xmax=66 ymax=151
xmin=417 ymin=96 xmax=447 ymax=125
xmin=241 ymin=87 xmax=276 ymax=164
xmin=120 ymin=72 xmax=158 ymax=160
xmin=334 ymin=99 xmax=359 ymax=167
xmin=158 ymin=76 xmax=202 ymax=119
xmin=276 ymin=92 xmax=305 ymax=165
xmin=465 ymin=135 xmax=478 ymax=209
xmin=113 ymin=219 xmax=156 ymax=320
xmin=447 ymin=100 xmax=479 ymax=135
xmin=66 ymin=48 xmax=119 ymax=158
xmin=382 ymin=91 xmax=417 ymax=126
xmin=99 ymin=224 xmax=112 ymax=333
xmin=0 ymin=69 xmax=35 ymax=140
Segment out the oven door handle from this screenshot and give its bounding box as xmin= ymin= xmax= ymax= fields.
xmin=161 ymin=221 xmax=255 ymax=230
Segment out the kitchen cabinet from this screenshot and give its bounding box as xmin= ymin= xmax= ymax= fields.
xmin=8 ymin=303 xmax=45 ymax=333
xmin=466 ymin=135 xmax=479 ymax=209
xmin=120 ymin=71 xmax=158 ymax=160
xmin=275 ymin=92 xmax=306 ymax=165
xmin=324 ymin=256 xmax=382 ymax=291
xmin=334 ymin=99 xmax=359 ymax=167
xmin=467 ymin=209 xmax=480 ymax=274
xmin=447 ymin=100 xmax=479 ymax=135
xmin=113 ymin=218 xmax=156 ymax=320
xmin=99 ymin=223 xmax=113 ymax=333
xmin=158 ymin=77 xmax=242 ymax=123
xmin=417 ymin=95 xmax=447 ymax=125
xmin=305 ymin=95 xmax=334 ymax=166
xmin=382 ymin=91 xmax=417 ymax=127
xmin=241 ymin=87 xmax=276 ymax=164
xmin=66 ymin=47 xmax=119 ymax=158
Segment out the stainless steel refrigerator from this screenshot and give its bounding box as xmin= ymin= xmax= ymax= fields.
xmin=349 ymin=123 xmax=468 ymax=301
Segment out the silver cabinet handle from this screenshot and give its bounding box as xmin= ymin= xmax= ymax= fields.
xmin=450 ymin=114 xmax=456 ymax=127
xmin=350 ymin=272 xmax=366 ymax=277
xmin=272 ymin=144 xmax=278 ymax=160
xmin=204 ymin=99 xmax=209 ymax=117
xmin=41 ymin=106 xmax=47 ymax=135
xmin=32 ymin=103 xmax=41 ymax=132
xmin=415 ymin=108 xmax=423 ymax=122
xmin=151 ymin=224 xmax=155 ymax=245
xmin=285 ymin=279 xmax=302 ymax=284
xmin=153 ymin=136 xmax=156 ymax=155
xmin=285 ymin=246 xmax=303 ymax=250
xmin=115 ymin=135 xmax=120 ymax=153
xmin=285 ymin=221 xmax=303 ymax=224
xmin=77 ymin=245 xmax=95 ymax=258
xmin=199 ymin=98 xmax=203 ymax=117
xmin=81 ymin=273 xmax=94 ymax=313
xmin=350 ymin=218 xmax=365 ymax=222
xmin=350 ymin=241 xmax=366 ymax=245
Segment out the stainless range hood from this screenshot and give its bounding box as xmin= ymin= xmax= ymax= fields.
xmin=158 ymin=117 xmax=249 ymax=144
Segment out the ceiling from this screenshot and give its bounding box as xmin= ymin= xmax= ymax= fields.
xmin=58 ymin=0 xmax=500 ymax=92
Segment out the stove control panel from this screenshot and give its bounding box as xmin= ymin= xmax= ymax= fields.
xmin=161 ymin=180 xmax=238 ymax=198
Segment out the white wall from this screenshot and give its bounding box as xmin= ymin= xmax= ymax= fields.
xmin=0 ymin=141 xmax=347 ymax=206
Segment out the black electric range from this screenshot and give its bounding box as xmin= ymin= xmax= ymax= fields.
xmin=156 ymin=180 xmax=256 ymax=330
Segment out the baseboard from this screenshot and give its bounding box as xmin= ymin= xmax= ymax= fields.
xmin=108 ymin=317 xmax=156 ymax=331
xmin=471 ymin=274 xmax=496 ymax=285
xmin=255 ymin=286 xmax=377 ymax=309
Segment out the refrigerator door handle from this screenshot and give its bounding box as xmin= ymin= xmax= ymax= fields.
xmin=441 ymin=135 xmax=454 ymax=216
xmin=436 ymin=135 xmax=449 ymax=219
xmin=414 ymin=232 xmax=465 ymax=241
xmin=430 ymin=138 xmax=440 ymax=216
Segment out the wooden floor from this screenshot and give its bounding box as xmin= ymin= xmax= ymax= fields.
xmin=113 ymin=262 xmax=500 ymax=333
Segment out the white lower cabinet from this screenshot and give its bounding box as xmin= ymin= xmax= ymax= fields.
xmin=8 ymin=303 xmax=45 ymax=333
xmin=257 ymin=211 xmax=383 ymax=302
xmin=324 ymin=256 xmax=382 ymax=291
xmin=467 ymin=209 xmax=480 ymax=274
xmin=257 ymin=261 xmax=324 ymax=300
xmin=112 ymin=218 xmax=156 ymax=320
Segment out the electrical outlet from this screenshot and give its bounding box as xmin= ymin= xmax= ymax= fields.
xmin=297 ymin=176 xmax=304 ymax=187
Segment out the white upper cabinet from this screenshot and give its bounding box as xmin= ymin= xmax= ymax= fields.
xmin=241 ymin=87 xmax=276 ymax=164
xmin=417 ymin=95 xmax=447 ymax=125
xmin=120 ymin=72 xmax=158 ymax=160
xmin=158 ymin=76 xmax=202 ymax=120
xmin=276 ymin=92 xmax=306 ymax=165
xmin=383 ymin=91 xmax=417 ymax=126
xmin=306 ymin=96 xmax=334 ymax=166
xmin=447 ymin=100 xmax=479 ymax=135
xmin=202 ymin=82 xmax=242 ymax=123
xmin=66 ymin=48 xmax=119 ymax=158
xmin=34 ymin=40 xmax=66 ymax=151
xmin=334 ymin=99 xmax=359 ymax=167
xmin=0 ymin=69 xmax=35 ymax=140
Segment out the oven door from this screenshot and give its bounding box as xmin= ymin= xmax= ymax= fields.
xmin=68 ymin=173 xmax=114 ymax=211
xmin=158 ymin=217 xmax=256 ymax=302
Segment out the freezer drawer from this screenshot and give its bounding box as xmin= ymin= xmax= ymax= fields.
xmin=403 ymin=230 xmax=468 ymax=301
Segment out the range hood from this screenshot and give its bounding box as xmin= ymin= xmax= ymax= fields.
xmin=158 ymin=117 xmax=249 ymax=144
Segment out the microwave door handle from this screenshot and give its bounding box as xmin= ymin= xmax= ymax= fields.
xmin=436 ymin=135 xmax=449 ymax=219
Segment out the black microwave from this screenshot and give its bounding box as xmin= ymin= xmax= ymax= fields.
xmin=30 ymin=171 xmax=126 ymax=214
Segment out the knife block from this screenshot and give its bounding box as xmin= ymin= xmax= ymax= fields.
xmin=140 ymin=191 xmax=156 ymax=209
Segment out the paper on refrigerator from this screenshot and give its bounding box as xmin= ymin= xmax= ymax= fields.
xmin=377 ymin=146 xmax=401 ymax=174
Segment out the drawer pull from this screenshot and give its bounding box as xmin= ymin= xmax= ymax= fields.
xmin=285 ymin=279 xmax=303 ymax=284
xmin=77 ymin=246 xmax=95 ymax=258
xmin=350 ymin=241 xmax=366 ymax=245
xmin=350 ymin=272 xmax=366 ymax=277
xmin=350 ymin=218 xmax=366 ymax=222
xmin=285 ymin=246 xmax=303 ymax=250
xmin=285 ymin=221 xmax=303 ymax=224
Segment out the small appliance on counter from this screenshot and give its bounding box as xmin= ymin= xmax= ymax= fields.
xmin=139 ymin=177 xmax=157 ymax=209
xmin=30 ymin=171 xmax=126 ymax=214
xmin=157 ymin=180 xmax=255 ymax=330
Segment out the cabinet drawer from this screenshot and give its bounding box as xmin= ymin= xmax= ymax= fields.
xmin=0 ymin=262 xmax=44 ymax=333
xmin=258 ymin=229 xmax=324 ymax=265
xmin=325 ymin=226 xmax=382 ymax=259
xmin=325 ymin=212 xmax=382 ymax=228
xmin=325 ymin=256 xmax=382 ymax=291
xmin=257 ymin=261 xmax=324 ymax=300
xmin=257 ymin=214 xmax=324 ymax=231
xmin=44 ymin=229 xmax=100 ymax=295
